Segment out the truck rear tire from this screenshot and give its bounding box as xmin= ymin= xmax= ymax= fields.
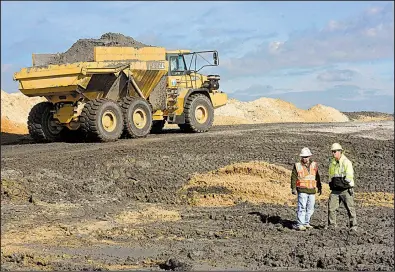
xmin=121 ymin=97 xmax=153 ymax=138
xmin=80 ymin=98 xmax=123 ymax=142
xmin=27 ymin=102 xmax=63 ymax=142
xmin=182 ymin=93 xmax=214 ymax=133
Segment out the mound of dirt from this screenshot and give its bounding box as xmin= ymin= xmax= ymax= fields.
xmin=342 ymin=111 xmax=394 ymax=122
xmin=179 ymin=161 xmax=331 ymax=207
xmin=47 ymin=32 xmax=150 ymax=65
xmin=1 ymin=90 xmax=45 ymax=133
xmin=306 ymin=104 xmax=350 ymax=122
xmin=1 ymin=117 xmax=28 ymax=134
xmin=214 ymin=98 xmax=350 ymax=124
xmin=180 ymin=161 xmax=394 ymax=208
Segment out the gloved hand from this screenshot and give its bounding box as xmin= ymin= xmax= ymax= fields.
xmin=292 ymin=189 xmax=297 ymax=195
xmin=348 ymin=188 xmax=354 ymax=196
xmin=318 ymin=188 xmax=322 ymax=196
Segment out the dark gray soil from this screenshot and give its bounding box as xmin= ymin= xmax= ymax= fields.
xmin=46 ymin=33 xmax=150 ymax=65
xmin=1 ymin=122 xmax=394 ymax=271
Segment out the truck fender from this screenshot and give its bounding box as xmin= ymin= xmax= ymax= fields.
xmin=182 ymin=88 xmax=211 ymax=108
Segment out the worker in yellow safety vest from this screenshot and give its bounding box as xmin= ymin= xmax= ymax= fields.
xmin=291 ymin=147 xmax=322 ymax=231
xmin=327 ymin=143 xmax=357 ymax=232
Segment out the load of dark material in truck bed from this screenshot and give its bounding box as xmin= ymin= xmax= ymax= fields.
xmin=42 ymin=32 xmax=151 ymax=65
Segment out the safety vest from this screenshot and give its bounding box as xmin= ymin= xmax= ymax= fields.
xmin=329 ymin=154 xmax=354 ymax=187
xmin=295 ymin=161 xmax=318 ymax=189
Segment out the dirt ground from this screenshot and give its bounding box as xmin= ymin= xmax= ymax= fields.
xmin=1 ymin=120 xmax=393 ymax=271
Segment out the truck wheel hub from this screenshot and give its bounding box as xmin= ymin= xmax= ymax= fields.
xmin=133 ymin=109 xmax=147 ymax=129
xmin=195 ymin=105 xmax=208 ymax=124
xmin=47 ymin=118 xmax=62 ymax=135
xmin=102 ymin=111 xmax=117 ymax=132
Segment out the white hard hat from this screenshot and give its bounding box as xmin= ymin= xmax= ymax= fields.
xmin=299 ymin=147 xmax=312 ymax=157
xmin=331 ymin=143 xmax=343 ymax=151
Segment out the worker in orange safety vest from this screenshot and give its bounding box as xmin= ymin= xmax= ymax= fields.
xmin=291 ymin=147 xmax=322 ymax=231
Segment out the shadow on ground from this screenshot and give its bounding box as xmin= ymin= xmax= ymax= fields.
xmin=249 ymin=211 xmax=295 ymax=229
xmin=1 ymin=132 xmax=32 ymax=145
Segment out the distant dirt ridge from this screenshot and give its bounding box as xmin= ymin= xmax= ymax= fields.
xmin=342 ymin=111 xmax=394 ymax=122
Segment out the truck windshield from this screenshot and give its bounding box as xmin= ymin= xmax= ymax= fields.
xmin=169 ymin=55 xmax=186 ymax=75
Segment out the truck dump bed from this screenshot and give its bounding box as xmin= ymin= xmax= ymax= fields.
xmin=13 ymin=47 xmax=169 ymax=100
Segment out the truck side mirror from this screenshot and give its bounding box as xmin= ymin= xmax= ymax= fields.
xmin=213 ymin=52 xmax=218 ymax=65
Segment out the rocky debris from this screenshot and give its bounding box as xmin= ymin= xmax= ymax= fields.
xmin=159 ymin=258 xmax=192 ymax=271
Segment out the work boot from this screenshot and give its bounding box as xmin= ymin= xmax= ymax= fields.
xmin=304 ymin=224 xmax=314 ymax=229
xmin=294 ymin=225 xmax=306 ymax=231
xmin=350 ymin=226 xmax=358 ymax=232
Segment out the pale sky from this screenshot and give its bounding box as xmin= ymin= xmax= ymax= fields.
xmin=1 ymin=1 xmax=394 ymax=113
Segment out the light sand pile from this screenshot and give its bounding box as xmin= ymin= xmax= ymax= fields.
xmin=306 ymin=104 xmax=351 ymax=122
xmin=214 ymin=98 xmax=349 ymax=125
xmin=1 ymin=90 xmax=45 ymax=133
xmin=0 ymin=117 xmax=28 ymax=134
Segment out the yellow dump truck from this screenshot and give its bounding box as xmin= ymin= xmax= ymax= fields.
xmin=13 ymin=47 xmax=227 ymax=142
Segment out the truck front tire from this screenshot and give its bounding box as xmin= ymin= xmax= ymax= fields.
xmin=181 ymin=94 xmax=214 ymax=133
